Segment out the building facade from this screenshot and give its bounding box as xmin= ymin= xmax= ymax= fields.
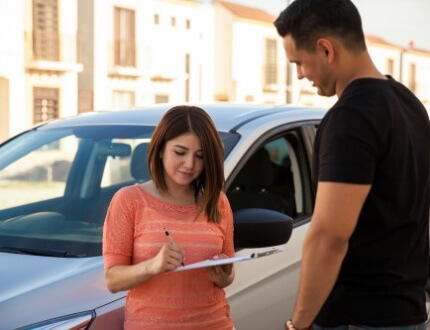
xmin=0 ymin=0 xmax=81 ymax=142
xmin=401 ymin=48 xmax=430 ymax=110
xmin=25 ymin=0 xmax=82 ymax=127
xmin=214 ymin=0 xmax=287 ymax=104
xmin=0 ymin=0 xmax=429 ymax=143
xmin=78 ymin=0 xmax=214 ymax=112
xmin=0 ymin=1 xmax=25 ymax=142
xmin=295 ymin=35 xmax=430 ymax=110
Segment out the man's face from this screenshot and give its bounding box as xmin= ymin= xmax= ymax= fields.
xmin=283 ymin=35 xmax=336 ymax=97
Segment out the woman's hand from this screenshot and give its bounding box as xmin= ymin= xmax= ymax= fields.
xmin=148 ymin=243 xmax=185 ymax=275
xmin=206 ymin=254 xmax=235 ymax=288
xmin=105 ymin=243 xmax=184 ymax=293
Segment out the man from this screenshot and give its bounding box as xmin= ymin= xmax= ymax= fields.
xmin=274 ymin=0 xmax=430 ymax=329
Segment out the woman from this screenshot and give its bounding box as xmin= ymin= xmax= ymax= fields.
xmin=103 ymin=105 xmax=235 ymax=329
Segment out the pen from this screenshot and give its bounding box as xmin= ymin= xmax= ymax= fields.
xmin=163 ymin=227 xmax=185 ymax=266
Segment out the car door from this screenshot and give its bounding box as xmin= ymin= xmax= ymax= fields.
xmin=224 ymin=117 xmax=318 ymax=330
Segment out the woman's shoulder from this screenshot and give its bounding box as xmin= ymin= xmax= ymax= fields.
xmin=218 ymin=191 xmax=228 ymax=204
xmin=217 ymin=191 xmax=232 ymax=215
xmin=116 ymin=183 xmax=141 ymax=196
xmin=111 ymin=184 xmax=144 ymax=205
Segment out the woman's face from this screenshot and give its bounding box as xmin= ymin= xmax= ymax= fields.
xmin=161 ymin=132 xmax=204 ymax=190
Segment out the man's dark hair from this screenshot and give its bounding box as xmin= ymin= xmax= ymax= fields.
xmin=274 ymin=0 xmax=366 ymax=53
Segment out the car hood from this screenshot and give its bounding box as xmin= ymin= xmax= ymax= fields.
xmin=0 ymin=252 xmax=125 ymax=329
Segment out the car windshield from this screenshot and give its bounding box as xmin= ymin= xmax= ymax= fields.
xmin=0 ymin=125 xmax=239 ymax=258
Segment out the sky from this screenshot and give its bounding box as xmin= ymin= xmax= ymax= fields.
xmin=229 ymin=0 xmax=430 ymax=51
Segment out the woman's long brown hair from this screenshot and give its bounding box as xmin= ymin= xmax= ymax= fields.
xmin=147 ymin=105 xmax=225 ymax=223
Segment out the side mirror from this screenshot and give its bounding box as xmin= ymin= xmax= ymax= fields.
xmin=233 ymin=208 xmax=293 ymax=250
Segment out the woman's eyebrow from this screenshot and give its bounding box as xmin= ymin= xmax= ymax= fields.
xmin=173 ymin=144 xmax=188 ymax=149
xmin=173 ymin=144 xmax=202 ymax=153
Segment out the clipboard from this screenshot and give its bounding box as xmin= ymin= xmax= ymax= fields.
xmin=172 ymin=247 xmax=284 ymax=272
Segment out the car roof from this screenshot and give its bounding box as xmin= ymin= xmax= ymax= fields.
xmin=39 ymin=104 xmax=326 ymax=132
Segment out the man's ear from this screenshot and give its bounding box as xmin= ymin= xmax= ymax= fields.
xmin=316 ymin=38 xmax=335 ymax=63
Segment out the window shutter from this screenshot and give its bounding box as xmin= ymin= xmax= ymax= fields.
xmin=33 ymin=87 xmax=59 ymax=124
xmin=265 ymin=39 xmax=278 ymax=85
xmin=114 ymin=7 xmax=136 ymax=67
xmin=33 ymin=0 xmax=59 ymax=61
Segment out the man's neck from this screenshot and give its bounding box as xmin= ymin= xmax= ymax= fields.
xmin=335 ymin=51 xmax=386 ymax=97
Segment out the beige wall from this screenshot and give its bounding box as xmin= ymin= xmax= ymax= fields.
xmin=214 ymin=7 xmax=288 ymax=104
xmin=0 ymin=77 xmax=9 ymax=142
xmin=0 ymin=0 xmax=26 ymax=141
xmin=402 ymin=50 xmax=430 ymax=111
xmin=214 ymin=3 xmax=235 ymax=102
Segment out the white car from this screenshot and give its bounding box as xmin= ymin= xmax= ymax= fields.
xmin=0 ymin=104 xmax=325 ymax=329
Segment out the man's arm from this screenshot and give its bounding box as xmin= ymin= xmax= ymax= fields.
xmin=291 ymin=181 xmax=371 ymax=328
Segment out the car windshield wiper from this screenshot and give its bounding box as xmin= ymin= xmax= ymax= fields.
xmin=0 ymin=246 xmax=82 ymax=257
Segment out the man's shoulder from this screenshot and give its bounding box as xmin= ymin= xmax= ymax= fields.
xmin=340 ymin=77 xmax=419 ymax=108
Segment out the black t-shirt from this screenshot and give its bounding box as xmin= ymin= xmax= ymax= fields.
xmin=313 ymin=77 xmax=430 ymax=326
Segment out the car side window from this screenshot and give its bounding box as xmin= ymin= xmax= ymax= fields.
xmin=227 ymin=129 xmax=312 ymax=221
xmin=0 ymin=135 xmax=78 ymax=210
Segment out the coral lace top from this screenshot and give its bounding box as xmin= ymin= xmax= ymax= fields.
xmin=103 ymin=184 xmax=235 ymax=329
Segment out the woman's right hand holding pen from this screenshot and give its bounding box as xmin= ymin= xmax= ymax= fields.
xmin=148 ymin=243 xmax=184 ymax=274
xmin=105 ymin=243 xmax=184 ymax=293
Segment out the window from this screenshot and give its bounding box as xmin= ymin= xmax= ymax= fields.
xmin=154 ymin=14 xmax=159 ymax=25
xmin=227 ymin=130 xmax=312 ymax=220
xmin=186 ymin=19 xmax=191 ymax=29
xmin=114 ymin=7 xmax=136 ymax=67
xmin=155 ymin=94 xmax=169 ymax=104
xmin=112 ymin=90 xmax=135 ymax=108
xmin=264 ymin=39 xmax=278 ymax=85
xmin=408 ymin=62 xmax=417 ymax=93
xmin=214 ymin=94 xmax=229 ymax=102
xmin=264 ymin=137 xmax=301 ymax=216
xmin=33 ymin=87 xmax=59 ymax=124
xmin=171 ymin=17 xmax=176 ymax=27
xmin=33 ymin=0 xmax=59 ymax=61
xmin=0 ymin=125 xmax=155 ymax=257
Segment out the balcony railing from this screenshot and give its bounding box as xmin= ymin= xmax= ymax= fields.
xmin=25 ymin=30 xmax=83 ymax=73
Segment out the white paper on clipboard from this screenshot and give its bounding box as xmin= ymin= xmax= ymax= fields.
xmin=172 ymin=247 xmax=284 ymax=272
